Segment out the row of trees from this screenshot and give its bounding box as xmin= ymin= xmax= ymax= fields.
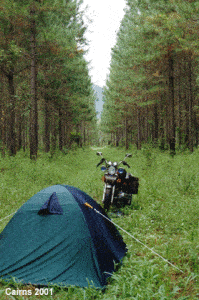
xmin=101 ymin=0 xmax=199 ymax=153
xmin=0 ymin=0 xmax=97 ymax=159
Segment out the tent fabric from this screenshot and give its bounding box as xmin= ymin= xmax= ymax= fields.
xmin=0 ymin=185 xmax=127 ymax=288
xmin=38 ymin=192 xmax=63 ymax=215
xmin=64 ymin=185 xmax=127 ymax=282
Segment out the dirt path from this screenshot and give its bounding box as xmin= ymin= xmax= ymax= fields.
xmin=91 ymin=146 xmax=107 ymax=151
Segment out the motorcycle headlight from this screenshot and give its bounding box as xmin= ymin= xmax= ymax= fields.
xmin=101 ymin=166 xmax=106 ymax=171
xmin=108 ymin=166 xmax=116 ymax=175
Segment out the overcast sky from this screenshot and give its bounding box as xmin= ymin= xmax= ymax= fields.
xmin=80 ymin=0 xmax=127 ymax=87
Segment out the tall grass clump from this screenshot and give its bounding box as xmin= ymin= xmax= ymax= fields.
xmin=0 ymin=146 xmax=199 ymax=299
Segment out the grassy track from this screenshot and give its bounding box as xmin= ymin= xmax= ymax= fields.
xmin=0 ymin=146 xmax=199 ymax=299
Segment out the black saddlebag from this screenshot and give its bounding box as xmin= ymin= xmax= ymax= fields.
xmin=126 ymin=174 xmax=139 ymax=194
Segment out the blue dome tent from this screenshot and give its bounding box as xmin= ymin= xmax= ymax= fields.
xmin=0 ymin=185 xmax=127 ymax=288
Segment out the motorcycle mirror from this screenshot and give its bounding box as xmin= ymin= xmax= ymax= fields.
xmin=97 ymin=152 xmax=102 ymax=156
xmin=96 ymin=158 xmax=105 ymax=167
xmin=125 ymin=153 xmax=132 ymax=158
xmin=123 ymin=161 xmax=130 ymax=168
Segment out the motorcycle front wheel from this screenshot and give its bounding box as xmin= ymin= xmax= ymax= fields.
xmin=104 ymin=188 xmax=112 ymax=210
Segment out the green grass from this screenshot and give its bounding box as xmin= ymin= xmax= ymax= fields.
xmin=0 ymin=146 xmax=199 ymax=299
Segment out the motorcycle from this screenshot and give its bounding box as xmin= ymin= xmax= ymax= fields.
xmin=96 ymin=152 xmax=139 ymax=210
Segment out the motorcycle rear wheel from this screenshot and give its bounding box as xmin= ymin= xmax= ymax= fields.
xmin=104 ymin=188 xmax=112 ymax=210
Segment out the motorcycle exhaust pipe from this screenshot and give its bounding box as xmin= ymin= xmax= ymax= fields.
xmin=102 ymin=183 xmax=112 ymax=202
xmin=111 ymin=185 xmax=115 ymax=204
xmin=102 ymin=183 xmax=107 ymax=203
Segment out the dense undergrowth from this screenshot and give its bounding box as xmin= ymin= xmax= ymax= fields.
xmin=0 ymin=146 xmax=199 ymax=299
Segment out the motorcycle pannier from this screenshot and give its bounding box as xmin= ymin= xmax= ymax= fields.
xmin=127 ymin=175 xmax=139 ymax=194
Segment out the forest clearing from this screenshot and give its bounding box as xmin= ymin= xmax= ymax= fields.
xmin=0 ymin=146 xmax=199 ymax=299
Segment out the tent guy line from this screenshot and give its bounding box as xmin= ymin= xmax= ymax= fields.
xmin=0 ymin=204 xmax=184 ymax=274
xmin=84 ymin=202 xmax=184 ymax=274
xmin=0 ymin=211 xmax=16 ymax=222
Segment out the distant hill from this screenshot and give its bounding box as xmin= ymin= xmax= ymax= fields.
xmin=92 ymin=84 xmax=103 ymax=118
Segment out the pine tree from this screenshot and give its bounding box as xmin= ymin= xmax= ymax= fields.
xmin=102 ymin=0 xmax=199 ymax=151
xmin=0 ymin=0 xmax=96 ymax=157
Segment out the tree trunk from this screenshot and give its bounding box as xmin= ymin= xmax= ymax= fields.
xmin=159 ymin=94 xmax=165 ymax=150
xmin=177 ymin=67 xmax=182 ymax=147
xmin=168 ymin=50 xmax=175 ymax=155
xmin=137 ymin=105 xmax=141 ymax=150
xmin=1 ymin=109 xmax=6 ymax=157
xmin=125 ymin=115 xmax=129 ymax=150
xmin=146 ymin=105 xmax=150 ymax=143
xmin=7 ymin=71 xmax=16 ymax=155
xmin=58 ymin=108 xmax=64 ymax=151
xmin=29 ymin=5 xmax=38 ymax=159
xmin=17 ymin=112 xmax=22 ymax=151
xmin=83 ymin=125 xmax=86 ymax=145
xmin=193 ymin=112 xmax=198 ymax=147
xmin=152 ymin=103 xmax=158 ymax=146
xmin=188 ymin=57 xmax=194 ymax=152
xmin=22 ymin=115 xmax=27 ymax=152
xmin=44 ymin=96 xmax=50 ymax=152
xmin=184 ymin=87 xmax=189 ymax=148
xmin=116 ymin=127 xmax=120 ymax=147
xmin=51 ymin=112 xmax=57 ymax=156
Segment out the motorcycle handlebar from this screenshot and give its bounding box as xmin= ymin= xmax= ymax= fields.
xmin=96 ymin=152 xmax=131 ymax=168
